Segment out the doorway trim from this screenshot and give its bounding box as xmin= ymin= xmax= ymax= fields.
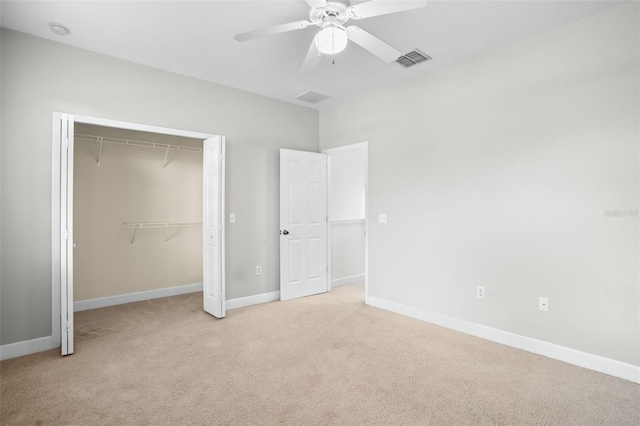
xmin=321 ymin=142 xmax=369 ymax=304
xmin=51 ymin=112 xmax=224 ymax=350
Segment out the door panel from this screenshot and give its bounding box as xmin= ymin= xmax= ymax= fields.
xmin=58 ymin=113 xmax=75 ymax=355
xmin=280 ymin=149 xmax=328 ymax=301
xmin=203 ymin=137 xmax=225 ymax=318
xmin=289 ymin=181 xmax=302 ymax=224
xmin=289 ymin=239 xmax=302 ymax=283
xmin=309 ymin=237 xmax=321 ymax=279
xmin=309 ymin=182 xmax=321 ymax=224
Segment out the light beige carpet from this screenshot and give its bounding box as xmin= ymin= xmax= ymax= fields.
xmin=1 ymin=283 xmax=638 ymax=425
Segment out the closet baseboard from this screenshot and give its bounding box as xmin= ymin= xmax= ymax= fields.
xmin=74 ymin=283 xmax=203 ymax=312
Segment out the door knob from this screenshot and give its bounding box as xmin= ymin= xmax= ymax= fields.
xmin=282 ymin=230 xmax=289 ymax=235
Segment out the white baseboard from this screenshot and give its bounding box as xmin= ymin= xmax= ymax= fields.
xmin=0 ymin=336 xmax=54 ymax=361
xmin=74 ymin=282 xmax=203 ymax=312
xmin=226 ymin=291 xmax=280 ymax=310
xmin=368 ymin=296 xmax=640 ymax=384
xmin=332 ymin=274 xmax=365 ymax=288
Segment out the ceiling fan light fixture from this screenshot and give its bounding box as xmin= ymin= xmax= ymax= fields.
xmin=316 ymin=25 xmax=348 ymax=55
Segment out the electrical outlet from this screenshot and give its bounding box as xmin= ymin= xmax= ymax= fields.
xmin=477 ymin=286 xmax=485 ymax=299
xmin=229 ymin=213 xmax=235 ymax=224
xmin=379 ymin=214 xmax=387 ymax=224
xmin=256 ymin=265 xmax=262 ymax=276
xmin=539 ymin=297 xmax=549 ymax=311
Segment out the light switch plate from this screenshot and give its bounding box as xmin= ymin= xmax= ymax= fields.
xmin=229 ymin=213 xmax=235 ymax=224
xmin=379 ymin=214 xmax=387 ymax=224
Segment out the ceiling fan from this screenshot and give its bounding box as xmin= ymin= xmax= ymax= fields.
xmin=234 ymin=0 xmax=427 ymax=71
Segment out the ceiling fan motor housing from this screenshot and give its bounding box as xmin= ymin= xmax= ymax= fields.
xmin=310 ymin=1 xmax=350 ymax=28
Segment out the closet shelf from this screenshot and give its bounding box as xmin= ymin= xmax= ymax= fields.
xmin=124 ymin=221 xmax=202 ymax=244
xmin=75 ymin=134 xmax=202 ymax=168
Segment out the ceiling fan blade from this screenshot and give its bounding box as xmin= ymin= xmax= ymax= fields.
xmin=346 ymin=26 xmax=401 ymax=62
xmin=347 ymin=0 xmax=427 ymax=20
xmin=235 ymin=20 xmax=311 ymax=42
xmin=305 ymin=0 xmax=328 ymax=8
xmin=301 ymin=36 xmax=322 ymax=72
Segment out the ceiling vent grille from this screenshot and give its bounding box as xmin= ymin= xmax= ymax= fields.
xmin=296 ymin=91 xmax=331 ymax=104
xmin=396 ymin=50 xmax=432 ymax=68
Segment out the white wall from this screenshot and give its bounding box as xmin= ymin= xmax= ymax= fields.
xmin=320 ymin=4 xmax=639 ymax=366
xmin=0 ymin=29 xmax=319 ymax=346
xmin=74 ymin=124 xmax=203 ymax=301
xmin=329 ymin=148 xmax=366 ymax=281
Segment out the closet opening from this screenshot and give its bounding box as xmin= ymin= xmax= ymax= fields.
xmin=74 ymin=123 xmax=204 ymax=307
xmin=52 ymin=113 xmax=225 ymax=356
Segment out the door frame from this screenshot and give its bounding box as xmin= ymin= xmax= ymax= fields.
xmin=51 ymin=112 xmax=225 ymax=352
xmin=321 ymin=142 xmax=369 ymax=304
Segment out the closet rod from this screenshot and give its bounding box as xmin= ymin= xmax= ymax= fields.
xmin=75 ymin=134 xmax=202 ymax=167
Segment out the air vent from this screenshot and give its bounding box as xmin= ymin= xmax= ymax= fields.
xmin=396 ymin=50 xmax=432 ymax=68
xmin=296 ymin=91 xmax=331 ymax=104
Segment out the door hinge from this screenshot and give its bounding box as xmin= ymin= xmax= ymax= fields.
xmin=64 ymin=322 xmax=71 ymax=331
xmin=220 ymin=154 xmax=224 ymax=162
xmin=64 ymin=230 xmax=69 ymax=240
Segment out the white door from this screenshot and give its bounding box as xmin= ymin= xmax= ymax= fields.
xmin=56 ymin=113 xmax=75 ymax=355
xmin=280 ymin=149 xmax=328 ymax=301
xmin=203 ymin=137 xmax=226 ymax=318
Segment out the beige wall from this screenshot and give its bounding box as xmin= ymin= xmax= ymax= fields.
xmin=329 ymin=149 xmax=366 ymax=280
xmin=320 ymin=4 xmax=639 ymax=365
xmin=74 ymin=124 xmax=203 ymax=301
xmin=0 ymin=29 xmax=319 ymax=345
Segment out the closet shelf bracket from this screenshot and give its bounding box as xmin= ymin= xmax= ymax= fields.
xmin=97 ymin=137 xmax=104 ymax=166
xmin=162 ymin=147 xmax=170 ymax=168
xmin=130 ymin=227 xmax=138 ymax=245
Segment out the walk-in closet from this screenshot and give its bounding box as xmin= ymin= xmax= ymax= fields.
xmin=73 ymin=124 xmax=204 ymax=312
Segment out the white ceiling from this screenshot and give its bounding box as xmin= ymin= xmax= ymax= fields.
xmin=0 ymin=1 xmax=624 ymax=109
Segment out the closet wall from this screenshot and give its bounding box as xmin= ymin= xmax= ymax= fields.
xmin=73 ymin=124 xmax=203 ymax=302
xmin=330 ymin=149 xmax=366 ymax=284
